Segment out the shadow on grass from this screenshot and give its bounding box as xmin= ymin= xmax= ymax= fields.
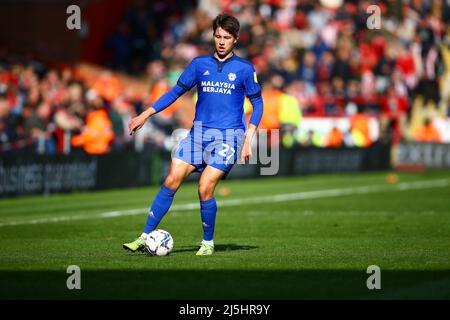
xmin=1 ymin=269 xmax=449 ymax=300
xmin=172 ymin=243 xmax=258 ymax=254
xmin=122 ymin=243 xmax=258 ymax=257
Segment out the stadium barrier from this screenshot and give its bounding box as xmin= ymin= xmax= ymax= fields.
xmin=0 ymin=142 xmax=391 ymax=197
xmin=394 ymin=142 xmax=450 ymax=170
xmin=0 ymin=150 xmax=157 ymax=197
xmin=278 ymin=141 xmax=391 ymax=176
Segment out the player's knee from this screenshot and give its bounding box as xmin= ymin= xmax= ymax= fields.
xmin=164 ymin=174 xmax=183 ymax=190
xmin=198 ymin=182 xmax=214 ymax=200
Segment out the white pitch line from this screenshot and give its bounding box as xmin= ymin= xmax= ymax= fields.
xmin=0 ymin=178 xmax=449 ymax=228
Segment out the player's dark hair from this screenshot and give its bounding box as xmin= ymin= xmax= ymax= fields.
xmin=212 ymin=13 xmax=240 ymax=39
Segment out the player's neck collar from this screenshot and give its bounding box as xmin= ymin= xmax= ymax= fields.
xmin=212 ymin=51 xmax=236 ymax=63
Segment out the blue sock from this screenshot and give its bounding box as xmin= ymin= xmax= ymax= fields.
xmin=200 ymin=197 xmax=217 ymax=241
xmin=143 ymin=185 xmax=176 ymax=234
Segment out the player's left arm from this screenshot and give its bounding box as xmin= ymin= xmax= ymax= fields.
xmin=242 ymin=66 xmax=264 ymax=162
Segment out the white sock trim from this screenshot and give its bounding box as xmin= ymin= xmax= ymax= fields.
xmin=202 ymin=240 xmax=214 ymax=247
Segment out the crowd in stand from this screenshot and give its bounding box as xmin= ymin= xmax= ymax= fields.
xmin=0 ymin=0 xmax=449 ymax=154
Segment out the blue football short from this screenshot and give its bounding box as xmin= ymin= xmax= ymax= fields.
xmin=173 ymin=125 xmax=246 ymax=178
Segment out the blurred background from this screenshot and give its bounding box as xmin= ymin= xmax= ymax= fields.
xmin=1 ymin=0 xmax=449 ymax=196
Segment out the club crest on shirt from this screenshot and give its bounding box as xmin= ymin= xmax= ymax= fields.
xmin=228 ymin=72 xmax=236 ymax=81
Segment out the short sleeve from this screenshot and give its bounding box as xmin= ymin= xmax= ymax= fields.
xmin=243 ymin=65 xmax=262 ymax=98
xmin=177 ymin=59 xmax=197 ymax=91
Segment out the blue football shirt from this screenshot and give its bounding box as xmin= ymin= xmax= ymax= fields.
xmin=153 ymin=53 xmax=263 ymax=130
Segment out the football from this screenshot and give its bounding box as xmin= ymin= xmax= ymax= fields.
xmin=144 ymin=229 xmax=174 ymax=256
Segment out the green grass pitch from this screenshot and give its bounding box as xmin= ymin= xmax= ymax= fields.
xmin=1 ymin=170 xmax=449 ymax=299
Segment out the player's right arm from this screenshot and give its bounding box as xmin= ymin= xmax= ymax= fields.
xmin=128 ymin=106 xmax=157 ymax=135
xmin=128 ymin=59 xmax=197 ymax=135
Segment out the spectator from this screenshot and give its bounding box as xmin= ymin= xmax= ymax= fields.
xmin=259 ymin=75 xmax=283 ymax=131
xmin=92 ymin=71 xmax=123 ymax=102
xmin=413 ymin=118 xmax=442 ymax=143
xmin=350 ymin=105 xmax=372 ymax=147
xmin=297 ymin=51 xmax=317 ymax=91
xmin=326 ymin=126 xmax=344 ymax=147
xmin=71 ymin=99 xmax=115 ymax=154
xmin=279 ymin=83 xmax=302 ymax=148
xmin=24 ymin=102 xmax=56 ymax=154
xmin=106 ymin=22 xmax=132 ymax=73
